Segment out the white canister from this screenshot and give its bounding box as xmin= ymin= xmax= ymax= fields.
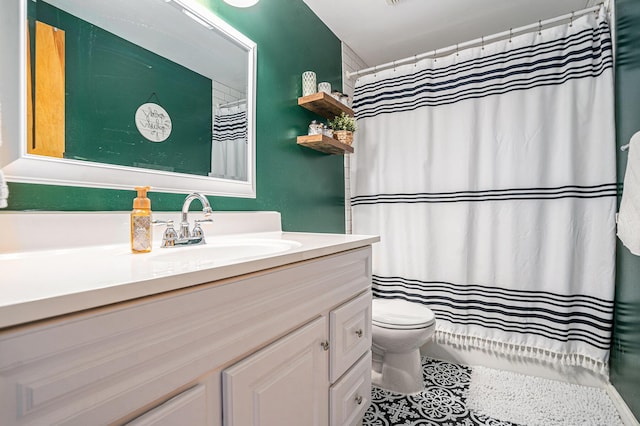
xmin=308 ymin=120 xmax=323 ymax=135
xmin=302 ymin=71 xmax=316 ymax=96
xmin=318 ymin=82 xmax=331 ymax=94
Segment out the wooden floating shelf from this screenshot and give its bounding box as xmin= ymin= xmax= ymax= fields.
xmin=297 ymin=134 xmax=354 ymax=155
xmin=298 ymin=92 xmax=354 ymax=119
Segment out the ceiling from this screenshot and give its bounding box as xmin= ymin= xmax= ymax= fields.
xmin=302 ymin=0 xmax=600 ymax=69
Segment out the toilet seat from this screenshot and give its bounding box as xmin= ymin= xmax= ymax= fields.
xmin=372 ymin=299 xmax=435 ymax=329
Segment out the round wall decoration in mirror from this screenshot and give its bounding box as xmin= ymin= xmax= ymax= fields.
xmin=135 ymin=103 xmax=173 ymax=143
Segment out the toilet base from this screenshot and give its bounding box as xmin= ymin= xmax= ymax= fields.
xmin=371 ymin=348 xmax=424 ymax=394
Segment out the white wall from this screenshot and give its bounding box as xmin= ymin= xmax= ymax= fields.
xmin=213 ymin=80 xmax=245 ymax=108
xmin=341 ymin=43 xmax=368 ymax=234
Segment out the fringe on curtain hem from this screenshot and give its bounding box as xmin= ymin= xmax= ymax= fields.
xmin=434 ymin=329 xmax=609 ymax=377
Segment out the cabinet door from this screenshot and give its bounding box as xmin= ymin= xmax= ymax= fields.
xmin=330 ymin=291 xmax=372 ymax=382
xmin=223 ymin=317 xmax=329 ymax=426
xmin=126 ymin=385 xmax=207 ymax=426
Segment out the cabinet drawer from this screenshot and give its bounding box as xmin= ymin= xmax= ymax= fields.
xmin=330 ymin=291 xmax=372 ymax=382
xmin=126 ymin=385 xmax=207 ymax=426
xmin=330 ymin=351 xmax=372 ymax=426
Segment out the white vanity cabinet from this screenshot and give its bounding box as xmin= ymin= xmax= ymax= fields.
xmin=222 ymin=291 xmax=372 ymax=426
xmin=125 ymin=385 xmax=208 ymax=426
xmin=0 ymin=246 xmax=372 ymax=426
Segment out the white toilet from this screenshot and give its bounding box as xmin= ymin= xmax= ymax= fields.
xmin=371 ymin=298 xmax=436 ymax=394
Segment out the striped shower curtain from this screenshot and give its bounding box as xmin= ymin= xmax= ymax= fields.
xmin=351 ymin=9 xmax=616 ymax=373
xmin=211 ymin=104 xmax=247 ymax=181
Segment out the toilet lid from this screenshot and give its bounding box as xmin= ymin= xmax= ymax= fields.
xmin=372 ymin=299 xmax=435 ymax=328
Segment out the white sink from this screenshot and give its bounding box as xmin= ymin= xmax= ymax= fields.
xmin=148 ymin=238 xmax=302 ymax=265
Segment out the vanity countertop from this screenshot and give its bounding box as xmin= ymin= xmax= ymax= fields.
xmin=0 ymin=212 xmax=379 ymax=329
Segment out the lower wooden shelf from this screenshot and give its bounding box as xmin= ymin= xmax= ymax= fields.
xmin=297 ymin=134 xmax=354 ymax=155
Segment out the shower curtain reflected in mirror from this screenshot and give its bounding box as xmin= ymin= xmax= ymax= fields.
xmin=211 ymin=103 xmax=247 ymax=181
xmin=351 ymin=7 xmax=616 ymax=374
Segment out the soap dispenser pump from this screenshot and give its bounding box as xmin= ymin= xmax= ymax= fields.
xmin=131 ymin=186 xmax=152 ymax=253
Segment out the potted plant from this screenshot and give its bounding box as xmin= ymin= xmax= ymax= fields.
xmin=328 ymin=112 xmax=356 ymax=145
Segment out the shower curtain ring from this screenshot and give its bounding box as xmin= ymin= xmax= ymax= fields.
xmin=570 ymin=11 xmax=574 ymax=27
xmin=481 ymin=36 xmax=485 ymax=50
xmin=538 ymin=20 xmax=542 ymax=35
xmin=509 ymin=28 xmax=513 ymax=42
xmin=414 ymin=54 xmax=418 ymax=67
xmin=434 ymin=49 xmax=437 ymax=63
xmin=393 ymin=60 xmax=396 ymax=71
xmin=456 ymin=43 xmax=459 ymax=56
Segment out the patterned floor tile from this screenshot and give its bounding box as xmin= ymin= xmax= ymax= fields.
xmin=363 ymin=358 xmax=519 ymax=426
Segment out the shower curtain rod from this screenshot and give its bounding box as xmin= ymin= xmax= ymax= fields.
xmin=346 ymin=3 xmax=604 ymax=80
xmin=218 ymin=99 xmax=246 ymax=108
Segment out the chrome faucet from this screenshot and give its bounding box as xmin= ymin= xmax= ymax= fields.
xmin=154 ymin=192 xmax=213 ymax=248
xmin=180 ymin=192 xmax=213 ymax=239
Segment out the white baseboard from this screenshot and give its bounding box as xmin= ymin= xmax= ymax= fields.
xmin=605 ymin=383 xmax=640 ymax=426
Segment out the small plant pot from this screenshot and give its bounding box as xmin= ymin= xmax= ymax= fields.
xmin=333 ymin=130 xmax=353 ymax=146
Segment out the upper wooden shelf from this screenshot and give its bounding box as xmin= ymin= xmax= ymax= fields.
xmin=298 ymin=92 xmax=354 ymax=119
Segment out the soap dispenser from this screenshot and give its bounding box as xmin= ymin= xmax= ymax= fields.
xmin=131 ymin=186 xmax=152 ymax=253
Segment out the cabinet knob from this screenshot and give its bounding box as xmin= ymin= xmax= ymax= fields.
xmin=355 ymin=329 xmax=363 ymax=338
xmin=355 ymin=395 xmax=363 ymax=405
xmin=320 ymin=340 xmax=330 ymax=351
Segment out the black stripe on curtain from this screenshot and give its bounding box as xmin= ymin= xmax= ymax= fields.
xmin=372 ymin=276 xmax=614 ymax=351
xmin=352 ymin=183 xmax=618 ymax=206
xmin=354 ymin=23 xmax=612 ymax=119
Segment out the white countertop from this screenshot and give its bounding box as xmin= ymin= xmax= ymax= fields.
xmin=0 ymin=211 xmax=379 ymax=329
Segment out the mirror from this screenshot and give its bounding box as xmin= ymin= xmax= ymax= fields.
xmin=0 ymin=0 xmax=257 ymax=197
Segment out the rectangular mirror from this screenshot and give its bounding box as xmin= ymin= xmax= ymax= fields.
xmin=0 ymin=0 xmax=257 ymax=197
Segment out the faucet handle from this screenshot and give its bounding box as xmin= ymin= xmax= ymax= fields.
xmin=152 ymin=219 xmax=175 ymax=228
xmin=194 ymin=218 xmax=213 ymax=225
xmin=153 ymin=220 xmax=178 ymax=247
xmin=192 ymin=218 xmax=213 ymax=239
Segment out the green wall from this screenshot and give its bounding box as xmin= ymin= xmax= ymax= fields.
xmin=7 ymin=0 xmax=346 ymax=233
xmin=611 ymin=0 xmax=640 ymax=419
